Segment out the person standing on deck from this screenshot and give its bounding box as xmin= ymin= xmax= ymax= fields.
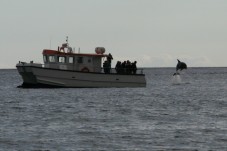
xmin=106 ymin=53 xmax=113 ymax=73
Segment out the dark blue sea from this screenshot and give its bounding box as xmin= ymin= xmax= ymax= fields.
xmin=0 ymin=68 xmax=226 ymax=151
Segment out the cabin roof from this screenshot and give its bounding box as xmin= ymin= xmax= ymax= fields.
xmin=42 ymin=49 xmax=108 ymax=57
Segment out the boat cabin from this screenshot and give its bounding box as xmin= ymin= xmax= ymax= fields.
xmin=42 ymin=47 xmax=108 ymax=73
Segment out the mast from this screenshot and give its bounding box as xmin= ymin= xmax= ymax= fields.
xmin=66 ymin=36 xmax=68 ymax=46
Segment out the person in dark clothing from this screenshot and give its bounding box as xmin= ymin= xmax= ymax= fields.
xmin=132 ymin=61 xmax=137 ymax=74
xmin=104 ymin=53 xmax=113 ymax=73
xmin=115 ymin=61 xmax=121 ymax=74
xmin=103 ymin=61 xmax=109 ymax=73
xmin=107 ymin=53 xmax=113 ymax=64
xmin=125 ymin=60 xmax=132 ymax=74
xmin=121 ymin=61 xmax=126 ymax=74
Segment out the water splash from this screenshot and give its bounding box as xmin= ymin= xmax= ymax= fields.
xmin=171 ymin=74 xmax=182 ymax=85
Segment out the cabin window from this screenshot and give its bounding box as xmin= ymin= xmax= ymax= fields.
xmin=43 ymin=55 xmax=47 ymax=63
xmin=49 ymin=56 xmax=55 ymax=62
xmin=88 ymin=58 xmax=92 ymax=63
xmin=58 ymin=56 xmax=66 ymax=63
xmin=69 ymin=57 xmax=74 ymax=63
xmin=77 ymin=57 xmax=83 ymax=63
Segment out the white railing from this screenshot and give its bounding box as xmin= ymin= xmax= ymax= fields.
xmin=101 ymin=68 xmax=144 ymax=75
xmin=18 ymin=62 xmax=144 ymax=75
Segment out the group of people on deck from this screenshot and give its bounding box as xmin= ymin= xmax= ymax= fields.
xmin=103 ymin=53 xmax=137 ymax=74
xmin=115 ymin=60 xmax=137 ymax=74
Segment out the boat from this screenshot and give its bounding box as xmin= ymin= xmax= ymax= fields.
xmin=16 ymin=38 xmax=146 ymax=88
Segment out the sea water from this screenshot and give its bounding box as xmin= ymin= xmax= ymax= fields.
xmin=0 ymin=68 xmax=226 ymax=151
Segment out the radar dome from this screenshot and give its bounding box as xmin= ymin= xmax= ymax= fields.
xmin=95 ymin=47 xmax=105 ymax=54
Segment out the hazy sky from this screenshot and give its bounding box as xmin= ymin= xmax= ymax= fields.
xmin=1 ymin=0 xmax=227 ymax=68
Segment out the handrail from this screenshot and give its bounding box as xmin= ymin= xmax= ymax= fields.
xmin=101 ymin=67 xmax=144 ymax=75
xmin=17 ymin=61 xmax=144 ymax=75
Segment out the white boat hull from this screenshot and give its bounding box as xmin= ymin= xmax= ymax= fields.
xmin=16 ymin=64 xmax=146 ymax=88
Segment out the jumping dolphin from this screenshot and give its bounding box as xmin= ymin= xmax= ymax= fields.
xmin=173 ymin=59 xmax=187 ymax=76
xmin=176 ymin=59 xmax=187 ymax=71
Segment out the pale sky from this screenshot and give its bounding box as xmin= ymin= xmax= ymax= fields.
xmin=1 ymin=0 xmax=227 ymax=68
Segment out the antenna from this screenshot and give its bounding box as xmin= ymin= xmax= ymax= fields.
xmin=49 ymin=37 xmax=52 ymax=49
xmin=66 ymin=36 xmax=68 ymax=45
xmin=73 ymin=47 xmax=75 ymax=53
